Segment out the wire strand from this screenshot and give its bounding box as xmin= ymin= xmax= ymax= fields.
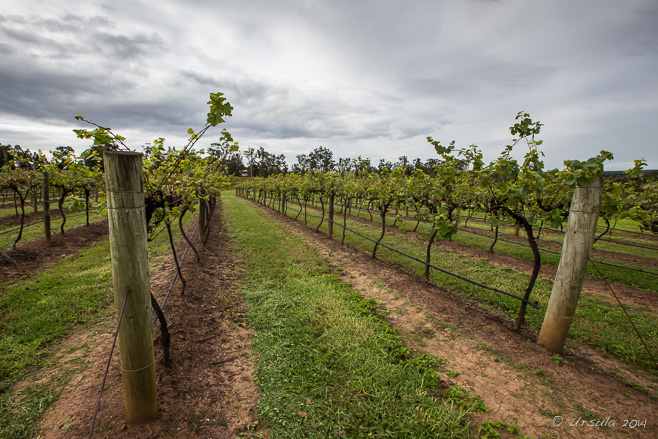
xmin=589 ymin=261 xmax=658 ymax=371
xmin=88 ymin=286 xmax=131 ymax=439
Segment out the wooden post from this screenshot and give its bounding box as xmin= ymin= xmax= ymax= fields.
xmin=103 ymin=151 xmax=158 ymax=422
xmin=538 ymin=176 xmax=603 ymax=354
xmin=32 ymin=188 xmax=38 ymax=213
xmin=43 ymin=172 xmax=51 ymax=244
xmin=328 ymin=191 xmax=335 ymax=239
xmin=199 ymin=198 xmax=208 ymax=246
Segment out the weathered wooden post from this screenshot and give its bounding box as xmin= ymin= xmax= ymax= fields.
xmin=43 ymin=172 xmax=51 ymax=244
xmin=199 ymin=198 xmax=208 ymax=246
xmin=538 ymin=176 xmax=603 ymax=354
xmin=32 ymin=188 xmax=38 ymax=214
xmin=328 ymin=190 xmax=335 ymax=239
xmin=104 ymin=151 xmax=158 ymax=422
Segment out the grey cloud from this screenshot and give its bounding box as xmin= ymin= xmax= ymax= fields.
xmin=0 ymin=12 xmax=170 ymax=131
xmin=0 ymin=1 xmax=656 ymax=169
xmin=181 ymin=69 xmax=432 ymax=142
xmin=0 ymin=13 xmax=164 ymax=62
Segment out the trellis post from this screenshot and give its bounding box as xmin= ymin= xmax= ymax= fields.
xmin=104 ymin=151 xmax=158 ymax=422
xmin=538 ymin=176 xmax=603 ymax=354
xmin=328 ymin=190 xmax=335 ymax=239
xmin=43 ymin=172 xmax=51 ymax=243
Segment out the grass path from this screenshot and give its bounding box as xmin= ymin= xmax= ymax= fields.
xmin=224 ymin=193 xmax=500 ymax=438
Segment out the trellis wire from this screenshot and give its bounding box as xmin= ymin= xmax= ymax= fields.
xmin=0 ymin=211 xmax=94 ymax=236
xmin=458 ymin=227 xmax=658 ymax=277
xmin=250 ymin=196 xmax=539 ymax=309
xmin=88 ymin=287 xmax=130 ymax=438
xmin=590 ymin=261 xmax=658 ymax=371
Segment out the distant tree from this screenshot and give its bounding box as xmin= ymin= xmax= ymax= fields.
xmin=409 ymin=157 xmax=442 ymax=176
xmin=243 ymin=147 xmax=255 ymax=177
xmin=293 ymin=153 xmax=311 ymax=173
xmin=254 ymin=147 xmax=288 ymax=177
xmin=337 ymin=157 xmax=354 ymax=174
xmin=308 ymin=146 xmax=334 ymax=172
xmin=225 ymin=153 xmax=246 ymax=176
xmin=394 ymin=155 xmax=413 ymax=175
xmin=0 ymin=144 xmax=47 ymax=170
xmin=354 ymin=156 xmax=374 ymax=173
xmin=0 ymin=144 xmax=11 ymax=169
xmin=378 ymin=158 xmax=394 ymax=173
xmin=208 ymin=129 xmax=241 ymax=175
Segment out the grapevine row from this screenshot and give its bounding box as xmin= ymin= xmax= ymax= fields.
xmin=236 ymin=112 xmax=657 ymax=330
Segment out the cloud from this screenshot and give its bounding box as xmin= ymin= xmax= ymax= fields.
xmin=0 ymin=1 xmax=656 ymax=170
xmin=0 ymin=13 xmax=166 ymax=124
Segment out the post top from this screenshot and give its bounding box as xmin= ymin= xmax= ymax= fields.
xmin=103 ymin=150 xmax=143 ymax=157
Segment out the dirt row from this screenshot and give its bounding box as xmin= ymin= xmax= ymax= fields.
xmin=251 ymin=200 xmax=658 ymax=439
xmin=37 ymin=210 xmax=261 ymax=438
xmin=6 ymin=197 xmax=656 ymax=438
xmin=0 ymin=219 xmax=110 ymax=287
xmin=0 ymin=207 xmax=263 ymax=438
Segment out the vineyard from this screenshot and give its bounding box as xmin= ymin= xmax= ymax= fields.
xmin=0 ymin=101 xmax=657 ymax=438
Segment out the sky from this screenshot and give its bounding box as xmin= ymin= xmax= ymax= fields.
xmin=1 ymin=0 xmax=657 ymax=171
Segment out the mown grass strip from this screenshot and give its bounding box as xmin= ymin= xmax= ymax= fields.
xmin=225 ymin=193 xmax=490 ymax=438
xmin=0 ymin=213 xmax=195 ymax=439
xmin=267 ymin=199 xmax=658 ymax=372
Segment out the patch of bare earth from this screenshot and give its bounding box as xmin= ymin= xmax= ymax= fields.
xmin=251 ymin=200 xmax=658 ymax=439
xmin=0 ymin=220 xmax=109 ymax=288
xmin=38 ymin=209 xmax=262 ymax=438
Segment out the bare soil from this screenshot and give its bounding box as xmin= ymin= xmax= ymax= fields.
xmin=0 ymin=220 xmax=109 ymax=288
xmin=255 ymin=201 xmax=658 ymax=439
xmin=37 ymin=210 xmax=262 ymax=438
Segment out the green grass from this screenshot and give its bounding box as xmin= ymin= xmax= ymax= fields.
xmin=225 ymin=193 xmax=491 ymax=438
xmin=0 ymin=212 xmax=195 ymax=439
xmin=266 ymin=198 xmax=658 ymax=372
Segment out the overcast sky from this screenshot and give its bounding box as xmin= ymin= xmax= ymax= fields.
xmin=1 ymin=0 xmax=657 ymax=171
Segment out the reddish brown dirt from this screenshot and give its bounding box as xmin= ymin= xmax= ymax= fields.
xmin=253 ymin=200 xmax=658 ymax=439
xmin=0 ymin=220 xmax=109 ymax=287
xmin=37 ymin=211 xmax=262 ymax=438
